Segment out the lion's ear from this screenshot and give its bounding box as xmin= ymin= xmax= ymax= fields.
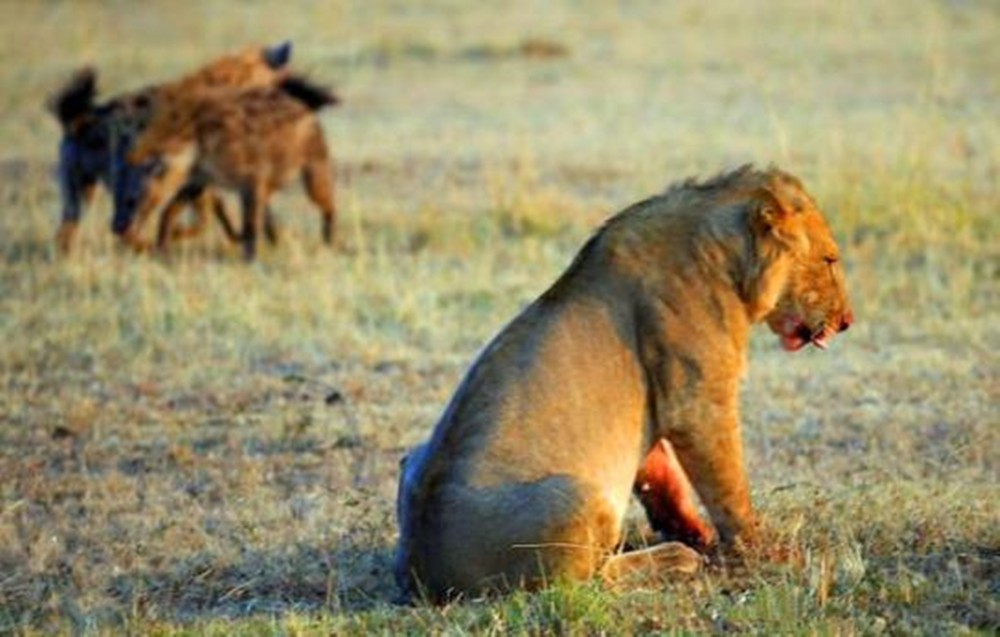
xmin=749 ymin=187 xmax=802 ymax=249
xmin=749 ymin=187 xmax=788 ymax=232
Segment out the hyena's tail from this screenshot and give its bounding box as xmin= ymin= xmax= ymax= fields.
xmin=47 ymin=67 xmax=97 ymax=130
xmin=280 ymin=75 xmax=340 ymax=111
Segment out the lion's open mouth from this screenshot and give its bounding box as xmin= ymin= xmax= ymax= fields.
xmin=776 ymin=317 xmax=834 ymax=352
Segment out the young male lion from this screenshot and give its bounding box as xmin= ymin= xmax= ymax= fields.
xmin=47 ymin=42 xmax=291 ymax=252
xmin=119 ymin=77 xmax=339 ymax=260
xmin=395 ymin=165 xmax=853 ymax=601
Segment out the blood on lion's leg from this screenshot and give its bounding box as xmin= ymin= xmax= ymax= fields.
xmin=635 ymin=438 xmax=715 ymax=551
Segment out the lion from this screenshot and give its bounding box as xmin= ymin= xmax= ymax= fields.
xmin=394 ymin=165 xmax=853 ymax=601
xmin=47 ymin=42 xmax=291 ymax=253
xmin=118 ymin=76 xmax=338 ymax=260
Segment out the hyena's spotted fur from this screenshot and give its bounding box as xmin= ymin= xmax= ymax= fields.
xmin=47 ymin=42 xmax=291 ymax=253
xmin=122 ymin=77 xmax=339 ymax=260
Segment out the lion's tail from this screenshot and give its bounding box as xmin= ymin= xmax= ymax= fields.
xmin=599 ymin=541 xmax=704 ymax=587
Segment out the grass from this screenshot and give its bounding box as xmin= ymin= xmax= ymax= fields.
xmin=0 ymin=0 xmax=997 ymax=634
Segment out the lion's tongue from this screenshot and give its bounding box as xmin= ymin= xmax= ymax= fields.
xmin=781 ymin=333 xmax=807 ymax=351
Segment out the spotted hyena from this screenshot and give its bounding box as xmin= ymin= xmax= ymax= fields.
xmin=47 ymin=42 xmax=291 ymax=253
xmin=119 ymin=76 xmax=338 ymax=261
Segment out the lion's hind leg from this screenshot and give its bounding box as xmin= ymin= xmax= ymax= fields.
xmin=402 ymin=475 xmax=622 ymax=601
xmin=599 ymin=541 xmax=704 ymax=589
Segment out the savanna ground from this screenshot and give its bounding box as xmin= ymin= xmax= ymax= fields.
xmin=0 ymin=1 xmax=997 ymax=634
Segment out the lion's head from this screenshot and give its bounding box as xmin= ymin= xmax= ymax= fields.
xmin=743 ymin=170 xmax=853 ymax=351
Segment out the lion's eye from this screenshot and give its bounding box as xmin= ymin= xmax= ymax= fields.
xmin=824 ymin=256 xmax=839 ymax=265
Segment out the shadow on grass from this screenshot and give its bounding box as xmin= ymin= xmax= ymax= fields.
xmin=0 ymin=236 xmax=52 ymax=265
xmin=100 ymin=541 xmax=397 ymax=625
xmin=2 ymin=541 xmax=398 ymax=631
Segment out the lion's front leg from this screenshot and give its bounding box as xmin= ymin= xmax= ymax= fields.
xmin=664 ymin=409 xmax=758 ymax=554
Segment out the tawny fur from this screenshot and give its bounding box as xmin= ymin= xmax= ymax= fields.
xmin=124 ymin=78 xmax=338 ymax=260
xmin=166 ymin=44 xmax=291 ymax=95
xmin=395 ymin=165 xmax=853 ymax=602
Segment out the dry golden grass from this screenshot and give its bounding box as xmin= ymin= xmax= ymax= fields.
xmin=0 ymin=1 xmax=997 ymax=634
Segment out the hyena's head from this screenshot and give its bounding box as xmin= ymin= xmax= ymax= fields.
xmin=111 ymin=157 xmax=156 ymax=235
xmin=111 ymin=155 xmax=136 ymax=235
xmin=110 ymin=114 xmax=159 ymax=235
xmin=112 ymin=94 xmax=200 ymax=235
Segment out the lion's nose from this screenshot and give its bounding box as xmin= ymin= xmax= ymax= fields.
xmin=839 ymin=310 xmax=854 ymax=332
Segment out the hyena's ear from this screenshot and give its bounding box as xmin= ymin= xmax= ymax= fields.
xmin=263 ymin=41 xmax=293 ymax=69
xmin=47 ymin=67 xmax=98 ymax=131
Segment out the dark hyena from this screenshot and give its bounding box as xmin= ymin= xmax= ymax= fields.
xmin=47 ymin=42 xmax=291 ymax=253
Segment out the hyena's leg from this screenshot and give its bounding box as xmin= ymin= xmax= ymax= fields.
xmin=301 ymin=157 xmax=336 ymax=246
xmin=55 ymin=139 xmax=98 ymax=253
xmin=123 ymin=161 xmax=191 ymax=253
xmin=211 ymin=193 xmax=278 ymax=245
xmin=239 ymin=184 xmax=270 ymax=261
xmin=210 ymin=191 xmax=240 ymax=242
xmin=263 ymin=207 xmax=279 ymax=245
xmin=155 ymin=193 xmax=198 ymax=249
xmin=56 ymin=180 xmax=97 ymax=253
xmin=634 ymin=439 xmax=715 ymax=551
